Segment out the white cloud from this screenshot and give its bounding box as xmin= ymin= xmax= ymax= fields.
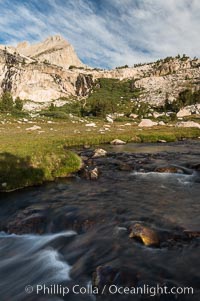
xmin=0 ymin=0 xmax=199 ymax=68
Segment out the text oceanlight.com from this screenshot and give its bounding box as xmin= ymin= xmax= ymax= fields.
xmin=25 ymin=284 xmax=194 ymax=297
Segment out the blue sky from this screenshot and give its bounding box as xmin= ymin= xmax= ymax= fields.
xmin=0 ymin=0 xmax=199 ymax=68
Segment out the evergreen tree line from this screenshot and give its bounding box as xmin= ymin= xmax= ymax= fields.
xmin=0 ymin=92 xmax=23 ymax=112
xmin=163 ymin=89 xmax=200 ymax=113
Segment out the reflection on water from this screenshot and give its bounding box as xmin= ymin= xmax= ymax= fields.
xmin=105 ymin=140 xmax=200 ymax=154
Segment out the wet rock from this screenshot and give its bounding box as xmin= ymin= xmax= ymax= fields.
xmin=80 ymin=155 xmax=89 ymax=162
xmin=81 ymin=166 xmax=100 ymax=180
xmin=190 ymin=163 xmax=200 ymax=171
xmin=128 ymin=224 xmax=200 ymax=249
xmin=92 ymin=148 xmax=107 ymax=158
xmin=4 ymin=204 xmax=50 ymax=234
xmin=64 ymin=216 xmax=95 ymax=233
xmin=92 ymin=265 xmax=118 ymax=291
xmin=129 ymin=223 xmax=160 ymax=247
xmin=89 ymin=167 xmax=99 ymax=180
xmin=155 ymin=167 xmax=182 ymax=173
xmin=110 ymin=139 xmax=126 ymax=145
xmin=184 ymin=230 xmax=200 ymax=239
xmin=118 ymin=162 xmax=132 ymax=171
xmin=92 ymin=265 xmax=138 ymax=293
xmin=80 ymin=149 xmax=93 ymax=158
xmin=8 ymin=212 xmax=47 ymax=234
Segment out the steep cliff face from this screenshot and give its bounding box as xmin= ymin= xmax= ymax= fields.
xmin=0 ymin=50 xmax=23 ymax=94
xmin=0 ymin=48 xmax=93 ymax=108
xmin=75 ymin=74 xmax=93 ymax=96
xmin=0 ymin=36 xmax=200 ymax=110
xmin=15 ymin=35 xmax=84 ymax=69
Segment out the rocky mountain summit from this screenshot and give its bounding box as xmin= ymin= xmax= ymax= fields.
xmin=1 ymin=35 xmax=84 ymax=69
xmin=0 ymin=35 xmax=199 ymax=111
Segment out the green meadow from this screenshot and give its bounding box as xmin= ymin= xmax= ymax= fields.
xmin=0 ymin=113 xmax=200 ymax=191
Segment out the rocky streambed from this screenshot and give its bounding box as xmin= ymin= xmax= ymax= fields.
xmin=0 ymin=140 xmax=199 ymax=301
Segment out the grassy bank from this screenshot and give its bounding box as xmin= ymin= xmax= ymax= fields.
xmin=0 ymin=148 xmax=81 ymax=192
xmin=0 ymin=115 xmax=200 ymax=191
xmin=0 ymin=124 xmax=82 ymax=192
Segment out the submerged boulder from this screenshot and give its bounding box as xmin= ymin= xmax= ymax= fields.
xmin=92 ymin=265 xmax=138 ymax=292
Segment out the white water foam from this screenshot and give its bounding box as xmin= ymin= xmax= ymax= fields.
xmin=34 ymin=248 xmax=72 ymax=281
xmin=0 ymin=230 xmax=77 ymax=262
xmin=0 ymin=232 xmax=76 ymax=279
xmin=131 ymin=171 xmax=195 ymax=185
xmin=0 ymin=231 xmax=77 ymax=300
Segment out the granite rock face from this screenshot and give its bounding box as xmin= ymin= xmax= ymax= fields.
xmin=0 ymin=36 xmax=200 ymax=110
xmin=15 ymin=35 xmax=84 ymax=69
xmin=0 ymin=43 xmax=91 ymax=109
xmin=133 ymin=58 xmax=200 ymax=106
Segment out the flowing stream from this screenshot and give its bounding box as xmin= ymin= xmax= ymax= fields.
xmin=0 ymin=140 xmax=199 ymax=301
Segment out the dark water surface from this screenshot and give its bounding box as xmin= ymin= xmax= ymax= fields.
xmin=0 ymin=141 xmax=199 ymax=301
